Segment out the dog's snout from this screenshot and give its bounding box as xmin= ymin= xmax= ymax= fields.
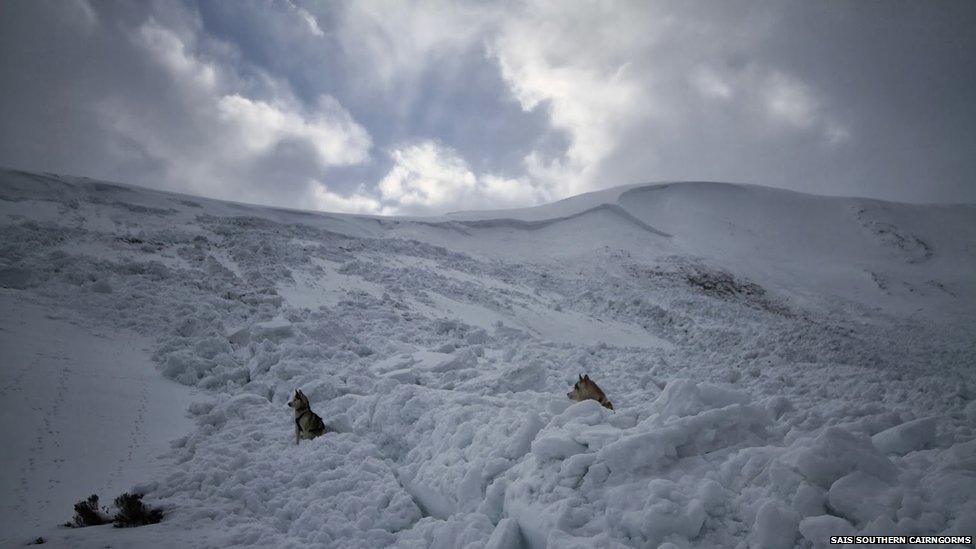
xmin=566 ymin=391 xmax=573 ymax=399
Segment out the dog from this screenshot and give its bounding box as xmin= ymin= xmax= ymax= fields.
xmin=566 ymin=374 xmax=614 ymax=410
xmin=287 ymin=389 xmax=328 ymax=445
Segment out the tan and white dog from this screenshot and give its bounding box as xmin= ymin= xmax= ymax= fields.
xmin=287 ymin=389 xmax=328 ymax=445
xmin=567 ymin=374 xmax=614 ymax=410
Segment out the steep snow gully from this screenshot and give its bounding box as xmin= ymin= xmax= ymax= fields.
xmin=0 ymin=168 xmax=974 ymax=547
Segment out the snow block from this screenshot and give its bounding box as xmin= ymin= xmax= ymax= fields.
xmin=501 ymin=413 xmax=545 ymax=459
xmin=484 ymin=518 xmax=522 ymax=549
xmin=598 ymin=429 xmax=678 ymax=474
xmin=871 ymin=416 xmax=938 ymax=455
xmin=493 ymin=360 xmax=547 ymax=393
xmin=411 ymin=350 xmax=469 ymax=372
xmin=750 ymin=499 xmax=799 ymax=549
xmin=546 ymin=529 xmax=628 ymax=548
xmin=827 ymin=471 xmax=894 ymax=525
xmin=798 ymin=515 xmax=855 ymax=548
xmin=791 ymin=482 xmax=825 ymax=517
xmin=652 ymin=378 xmax=751 ymax=419
xmin=298 ymin=319 xmax=349 ymax=346
xmin=383 ymin=367 xmax=420 ymax=384
xmin=227 ymin=326 xmax=250 ymax=346
xmin=605 ymin=478 xmax=706 ymax=547
xmin=251 ymin=319 xmax=295 ymax=343
xmin=531 ymin=434 xmax=587 ymax=461
xmin=780 ymin=427 xmax=896 ymax=489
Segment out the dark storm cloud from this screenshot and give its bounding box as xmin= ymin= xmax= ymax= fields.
xmin=0 ymin=0 xmax=973 ymax=214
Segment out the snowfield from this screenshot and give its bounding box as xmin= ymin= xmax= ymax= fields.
xmin=0 ymin=168 xmax=974 ymax=548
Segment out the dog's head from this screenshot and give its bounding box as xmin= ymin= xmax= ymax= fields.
xmin=288 ymin=389 xmax=309 ymax=409
xmin=567 ymin=374 xmax=614 ymax=410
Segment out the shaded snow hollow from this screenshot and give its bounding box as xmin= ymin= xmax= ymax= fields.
xmin=0 ymin=168 xmax=974 ymax=547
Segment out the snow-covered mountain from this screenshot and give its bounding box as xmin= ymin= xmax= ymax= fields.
xmin=1 ymin=167 xmax=974 ymax=547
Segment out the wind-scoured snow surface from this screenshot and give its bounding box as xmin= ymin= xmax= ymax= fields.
xmin=1 ymin=168 xmax=974 ymax=548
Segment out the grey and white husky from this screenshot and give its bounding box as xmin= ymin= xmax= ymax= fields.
xmin=287 ymin=389 xmax=328 ymax=445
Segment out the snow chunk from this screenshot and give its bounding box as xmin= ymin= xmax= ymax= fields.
xmin=799 ymin=515 xmax=855 ymax=548
xmin=827 ymin=471 xmax=895 ymax=525
xmin=780 ymin=427 xmax=896 ymax=489
xmin=652 ymin=378 xmax=751 ymax=419
xmin=383 ymin=367 xmax=420 ymax=384
xmin=750 ymin=499 xmax=799 ymax=549
xmin=599 ymin=383 xmax=770 ymax=478
xmin=531 ymin=433 xmax=588 ymax=461
xmin=871 ymin=416 xmax=938 ymax=455
xmin=484 ymin=518 xmax=522 ymax=549
xmin=546 ymin=528 xmax=630 ymax=548
xmin=492 ymin=360 xmax=547 ymax=393
xmin=412 ymin=350 xmax=473 ymax=372
xmin=393 ymin=512 xmax=495 ymax=548
xmin=227 ymin=326 xmax=250 ymax=346
xmin=791 ymin=482 xmax=826 ymax=517
xmin=251 ymin=318 xmax=295 ymax=343
xmin=598 ymin=429 xmax=678 ymax=475
xmin=606 ymin=478 xmax=707 ymax=547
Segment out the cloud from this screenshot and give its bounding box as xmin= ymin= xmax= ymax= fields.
xmin=484 ymin=1 xmax=860 ymax=199
xmin=689 ymin=63 xmax=850 ymax=144
xmin=691 ymin=67 xmax=734 ymax=101
xmin=217 ymin=94 xmax=371 ymax=167
xmin=377 ymin=141 xmax=548 ymax=215
xmin=100 ymin=13 xmax=371 ymax=205
xmin=310 ymin=180 xmax=385 ymax=215
xmin=761 ymin=71 xmax=849 ymax=144
xmin=66 ymin=0 xmax=98 ymax=30
xmin=137 ymin=19 xmax=218 ymax=92
xmin=133 ymin=17 xmax=371 ymax=170
xmin=334 ymin=0 xmax=495 ymax=91
xmin=1 ymin=1 xmax=973 ymax=211
xmin=489 ymin=0 xmax=649 ymax=197
xmin=292 ymin=4 xmax=324 ymax=37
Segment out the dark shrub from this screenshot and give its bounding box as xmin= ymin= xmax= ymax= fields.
xmin=66 ymin=494 xmax=109 ymax=527
xmin=112 ymin=493 xmax=163 ymax=527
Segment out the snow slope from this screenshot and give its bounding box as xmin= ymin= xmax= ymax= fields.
xmin=0 ymin=293 xmax=200 ymax=543
xmin=0 ymin=167 xmax=974 ymax=548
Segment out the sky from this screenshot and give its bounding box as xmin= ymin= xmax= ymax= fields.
xmin=1 ymin=0 xmax=974 ymax=215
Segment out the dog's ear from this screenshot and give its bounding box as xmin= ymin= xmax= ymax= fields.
xmin=584 ymin=374 xmax=590 ymax=381
xmin=578 ymin=374 xmax=583 ymax=381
